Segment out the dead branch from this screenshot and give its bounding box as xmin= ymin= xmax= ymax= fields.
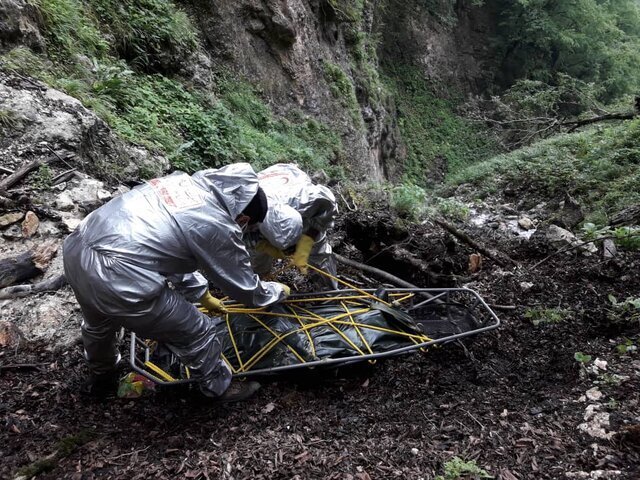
xmin=336 ymin=253 xmax=423 ymax=290
xmin=564 ymin=111 xmax=635 ymax=132
xmin=0 ymin=274 xmax=67 ymax=299
xmin=0 ymin=363 xmax=49 ymax=372
xmin=0 ymin=195 xmax=16 ymax=209
xmin=433 ymin=219 xmax=519 ymax=268
xmin=0 ymin=152 xmax=73 ymax=192
xmin=529 ymin=232 xmax=640 ymax=270
xmin=0 ymin=241 xmax=59 ymax=288
xmin=0 ymin=166 xmax=14 ymax=175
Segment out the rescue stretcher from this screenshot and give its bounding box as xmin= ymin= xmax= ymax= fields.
xmin=127 ymin=279 xmax=500 ymax=386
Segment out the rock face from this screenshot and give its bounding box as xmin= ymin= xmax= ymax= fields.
xmin=0 ymin=0 xmax=44 ymax=53
xmin=0 ymin=72 xmax=168 ymax=183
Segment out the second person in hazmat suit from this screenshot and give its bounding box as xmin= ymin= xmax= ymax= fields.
xmin=248 ymin=163 xmax=339 ymax=289
xmin=63 ymin=163 xmax=289 ymax=401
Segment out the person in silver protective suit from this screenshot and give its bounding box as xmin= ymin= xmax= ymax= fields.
xmin=63 ymin=163 xmax=290 ymax=401
xmin=248 ymin=163 xmax=339 ymax=289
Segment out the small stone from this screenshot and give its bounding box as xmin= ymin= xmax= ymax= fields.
xmin=410 ymin=448 xmax=419 ymax=455
xmin=0 ymin=321 xmax=24 ymax=348
xmin=520 ymin=282 xmax=534 ymax=291
xmin=586 ymin=387 xmax=603 ymax=401
xmin=55 ymin=191 xmax=75 ymax=211
xmin=603 ymin=239 xmax=617 ymax=259
xmin=594 ymin=358 xmax=608 ymax=371
xmin=518 ymin=216 xmax=534 ymax=230
xmin=61 ymin=217 xmax=82 ymax=232
xmin=2 ymin=224 xmax=22 ymax=240
xmin=21 ymin=211 xmax=39 ymax=237
xmin=0 ymin=212 xmax=24 ymax=228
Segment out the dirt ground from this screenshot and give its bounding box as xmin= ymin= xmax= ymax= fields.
xmin=1 ymin=209 xmax=640 ymax=480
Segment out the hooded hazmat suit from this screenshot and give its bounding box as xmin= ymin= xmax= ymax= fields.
xmin=63 ymin=163 xmax=287 ymax=396
xmin=250 ymin=163 xmax=338 ymax=289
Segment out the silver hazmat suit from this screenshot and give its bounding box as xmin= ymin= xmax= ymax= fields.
xmin=252 ymin=163 xmax=339 ymax=288
xmin=63 ymin=163 xmax=287 ymax=396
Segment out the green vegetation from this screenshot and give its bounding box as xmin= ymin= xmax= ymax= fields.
xmin=615 ymin=338 xmax=637 ymax=355
xmin=15 ymin=430 xmax=94 ymax=478
xmin=607 ymin=295 xmax=640 ymax=327
xmin=0 ymin=109 xmax=19 ymax=129
xmin=436 ymin=456 xmax=493 ymax=480
xmin=323 ymin=61 xmax=362 ymax=125
xmin=429 ymin=198 xmax=470 ymax=221
xmin=2 ymin=0 xmax=342 ymax=178
xmin=384 ymin=64 xmax=499 ymax=185
xmin=494 ymin=0 xmax=640 ymax=102
xmin=390 ymin=182 xmax=427 ymax=221
xmin=32 ymin=164 xmax=54 ymax=190
xmin=92 ymin=0 xmax=197 ymax=71
xmin=447 ymin=120 xmax=640 ymax=224
xmin=524 ymin=307 xmax=569 ymax=326
xmin=582 ymin=224 xmax=640 ymax=251
xmin=574 ymin=352 xmax=592 ymax=364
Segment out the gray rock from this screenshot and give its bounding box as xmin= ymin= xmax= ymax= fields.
xmin=0 ymin=0 xmax=44 ymax=51
xmin=518 ymin=216 xmax=534 ymax=230
xmin=0 ymin=211 xmax=23 ymax=227
xmin=54 ymin=191 xmax=75 ymax=211
xmin=603 ymin=239 xmax=617 ymax=259
xmin=0 ymin=73 xmax=168 ymax=183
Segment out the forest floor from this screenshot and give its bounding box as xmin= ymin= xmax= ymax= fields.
xmin=1 ymin=202 xmax=640 ymax=480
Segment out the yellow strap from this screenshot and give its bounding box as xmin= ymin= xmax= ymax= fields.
xmin=144 ymin=360 xmax=176 ymax=382
xmin=288 ymin=305 xmax=316 ymax=359
xmin=306 ymin=264 xmax=392 ymax=307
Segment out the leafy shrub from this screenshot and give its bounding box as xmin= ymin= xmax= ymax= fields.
xmin=28 ymin=0 xmax=108 ymax=59
xmin=608 ymin=295 xmax=640 ymax=326
xmin=91 ymin=0 xmax=197 ymax=72
xmin=390 ymin=182 xmax=426 ymax=221
xmin=436 ymin=457 xmax=493 ymax=480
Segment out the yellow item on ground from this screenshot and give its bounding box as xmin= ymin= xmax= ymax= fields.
xmin=255 ymin=240 xmax=286 ymax=259
xmin=277 ymin=283 xmax=291 ymax=297
xmin=291 ymin=234 xmax=314 ymax=273
xmin=200 ymin=291 xmax=228 ymax=315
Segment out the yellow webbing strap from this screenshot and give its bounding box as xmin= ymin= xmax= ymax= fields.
xmin=144 ymin=360 xmax=177 ymax=382
xmin=142 ymin=282 xmax=426 ymax=379
xmin=306 ymin=264 xmax=392 ymax=307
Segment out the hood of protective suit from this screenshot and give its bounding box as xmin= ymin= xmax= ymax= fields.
xmin=192 ymin=163 xmax=260 ymax=219
xmin=259 ymin=203 xmax=303 ymax=250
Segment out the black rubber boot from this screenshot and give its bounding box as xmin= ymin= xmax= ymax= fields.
xmin=80 ymin=371 xmax=120 ymax=398
xmin=214 ymin=380 xmax=261 ymax=403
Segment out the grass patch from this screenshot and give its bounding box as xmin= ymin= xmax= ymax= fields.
xmin=436 ymin=456 xmax=493 ymax=480
xmin=524 ymin=307 xmax=570 ymax=326
xmin=446 ymin=120 xmax=640 ymax=223
xmin=383 ymin=64 xmax=499 ymax=185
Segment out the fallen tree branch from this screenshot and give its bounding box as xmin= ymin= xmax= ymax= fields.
xmin=0 ymin=241 xmax=59 ymax=288
xmin=0 ymin=363 xmax=49 ymax=372
xmin=0 ymin=152 xmax=73 ymax=193
xmin=336 ymin=253 xmax=422 ymax=290
xmin=434 ymin=218 xmax=519 ymax=268
xmin=0 ymin=274 xmax=67 ymax=299
xmin=563 ymin=111 xmax=635 ymax=132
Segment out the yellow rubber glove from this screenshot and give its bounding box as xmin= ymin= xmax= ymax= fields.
xmin=255 ymin=240 xmax=286 ymax=259
xmin=291 ymin=234 xmax=315 ymax=274
xmin=277 ymin=283 xmax=291 ymax=298
xmin=199 ymin=291 xmax=228 ymax=315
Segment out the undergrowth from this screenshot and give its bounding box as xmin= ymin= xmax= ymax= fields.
xmin=383 ymin=64 xmax=499 ymax=186
xmin=2 ymin=0 xmax=342 ymax=177
xmin=446 ymin=120 xmax=640 ymax=223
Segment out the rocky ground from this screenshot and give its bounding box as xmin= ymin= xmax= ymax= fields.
xmin=1 ymin=168 xmax=639 ymax=479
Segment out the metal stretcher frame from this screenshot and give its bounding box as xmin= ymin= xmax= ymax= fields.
xmin=127 ymin=287 xmax=500 ymax=385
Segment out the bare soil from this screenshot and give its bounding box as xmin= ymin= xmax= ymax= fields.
xmin=1 ymin=208 xmax=640 ymax=480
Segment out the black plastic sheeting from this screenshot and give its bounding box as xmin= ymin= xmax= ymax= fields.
xmin=214 ymin=299 xmax=480 ymax=372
